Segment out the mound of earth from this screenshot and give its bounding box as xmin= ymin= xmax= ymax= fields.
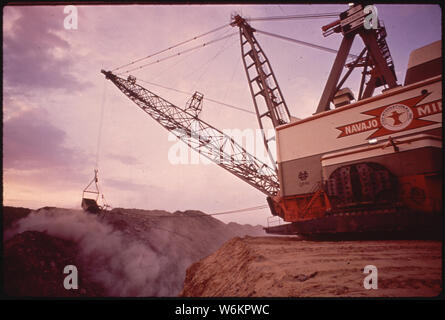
xmin=2 ymin=206 xmax=32 ymax=231
xmin=2 ymin=206 xmax=265 ymax=297
xmin=4 ymin=230 xmax=105 ymax=297
xmin=180 ymin=236 xmax=442 ymax=297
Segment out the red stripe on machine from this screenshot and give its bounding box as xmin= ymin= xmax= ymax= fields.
xmin=336 ymin=93 xmax=441 ymax=139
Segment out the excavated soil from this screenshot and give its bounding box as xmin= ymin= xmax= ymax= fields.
xmin=181 ymin=236 xmax=442 ymax=297
xmin=2 ymin=206 xmax=265 ymax=297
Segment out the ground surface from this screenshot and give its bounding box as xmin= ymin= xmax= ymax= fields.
xmin=3 ymin=206 xmax=264 ymax=297
xmin=181 ymin=236 xmax=442 ymax=297
xmin=4 ymin=230 xmax=106 ymax=297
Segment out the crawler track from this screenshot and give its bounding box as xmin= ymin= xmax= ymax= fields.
xmin=265 ymin=208 xmax=441 ymax=239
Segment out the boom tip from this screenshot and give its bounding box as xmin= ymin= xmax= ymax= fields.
xmin=101 ymin=70 xmax=113 ymax=79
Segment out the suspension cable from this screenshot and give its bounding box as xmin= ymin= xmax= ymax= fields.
xmin=209 ymin=205 xmax=269 ymax=216
xmin=137 ymin=78 xmax=255 ymax=115
xmin=148 ymin=45 xmax=201 ymax=83
xmin=117 ymin=32 xmax=238 ymax=75
xmin=135 ymin=204 xmax=269 ymax=240
xmin=246 ymin=12 xmax=341 ymax=22
xmin=111 ymin=13 xmax=341 ymax=72
xmin=134 ymin=204 xmax=269 ymax=218
xmin=182 ymin=28 xmax=234 ymax=79
xmin=256 ymin=29 xmax=359 ymax=59
xmin=222 ymin=49 xmax=242 ymax=103
xmin=95 ymin=77 xmax=107 ymax=169
xmin=188 ymin=33 xmax=237 ymax=92
xmin=147 ymin=28 xmax=234 ymax=83
xmin=111 ymin=23 xmax=230 ymax=72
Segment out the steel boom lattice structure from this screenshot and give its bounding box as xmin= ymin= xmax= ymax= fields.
xmin=231 ymin=15 xmax=291 ymax=167
xmin=101 ymin=70 xmax=279 ymax=197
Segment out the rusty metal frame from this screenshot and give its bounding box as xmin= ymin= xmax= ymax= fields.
xmin=315 ymin=4 xmax=398 ymax=114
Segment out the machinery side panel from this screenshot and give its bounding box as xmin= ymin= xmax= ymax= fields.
xmin=276 ymin=78 xmax=442 ymax=164
xmin=276 ymin=77 xmax=442 ymax=198
xmin=278 ymin=154 xmax=322 ymax=197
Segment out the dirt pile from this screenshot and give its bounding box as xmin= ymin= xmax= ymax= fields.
xmin=3 ymin=206 xmax=265 ymax=297
xmin=4 ymin=230 xmax=106 ymax=297
xmin=3 ymin=206 xmax=31 ymax=230
xmin=180 ymin=236 xmax=442 ymax=297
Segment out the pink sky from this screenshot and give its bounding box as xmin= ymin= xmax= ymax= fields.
xmin=3 ymin=4 xmax=441 ymax=226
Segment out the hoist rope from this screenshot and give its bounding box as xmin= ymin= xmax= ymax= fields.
xmin=117 ymin=32 xmax=238 ymax=75
xmin=136 ymin=204 xmax=269 ymax=218
xmin=188 ymin=33 xmax=237 ymax=92
xmin=148 ymin=46 xmax=200 ymax=83
xmin=246 ymin=12 xmax=341 ymax=21
xmin=208 ymin=204 xmax=269 ymax=216
xmin=111 ymin=23 xmax=230 ymax=72
xmin=95 ymin=77 xmax=107 ymax=169
xmin=139 ymin=204 xmax=269 ymax=240
xmin=111 ymin=12 xmax=349 ymax=76
xmin=277 ymin=5 xmax=286 ymax=15
xmin=222 ymin=49 xmax=242 ymax=103
xmin=256 ymin=29 xmax=359 ymax=59
xmin=137 ymin=78 xmax=255 ymax=115
xmin=83 ymin=78 xmax=112 ymax=210
xmin=180 ymin=27 xmax=234 ymax=80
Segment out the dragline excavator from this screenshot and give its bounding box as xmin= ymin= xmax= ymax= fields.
xmin=102 ymin=4 xmax=442 ymax=236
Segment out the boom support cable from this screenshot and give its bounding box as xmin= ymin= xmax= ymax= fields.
xmin=111 ymin=13 xmax=342 ymax=72
xmin=137 ymin=78 xmax=255 ymax=115
xmin=188 ymin=34 xmax=238 ymax=92
xmin=246 ymin=12 xmax=341 ymax=22
xmin=256 ymin=29 xmax=359 ymax=59
xmin=117 ymin=32 xmax=238 ymax=75
xmin=111 ymin=23 xmax=230 ymax=72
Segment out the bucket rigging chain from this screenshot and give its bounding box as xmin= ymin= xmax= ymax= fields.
xmin=81 ymin=78 xmax=111 ymax=213
xmin=101 ymin=70 xmax=280 ymax=197
xmin=82 ymin=169 xmax=111 ymax=213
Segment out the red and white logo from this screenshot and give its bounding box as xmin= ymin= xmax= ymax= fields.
xmin=380 ymin=104 xmax=413 ymax=131
xmin=336 ymin=93 xmax=441 ymax=139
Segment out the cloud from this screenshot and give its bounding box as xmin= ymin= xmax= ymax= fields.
xmin=106 ymin=152 xmax=142 ymax=166
xmin=3 ymin=107 xmax=87 ymax=171
xmin=104 ymin=177 xmax=156 ymax=192
xmin=3 ymin=6 xmax=88 ymax=93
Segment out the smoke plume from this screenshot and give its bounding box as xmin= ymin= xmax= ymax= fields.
xmin=5 ymin=207 xmax=264 ymax=296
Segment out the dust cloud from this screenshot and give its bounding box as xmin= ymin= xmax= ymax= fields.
xmin=5 ymin=207 xmax=264 ymax=296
